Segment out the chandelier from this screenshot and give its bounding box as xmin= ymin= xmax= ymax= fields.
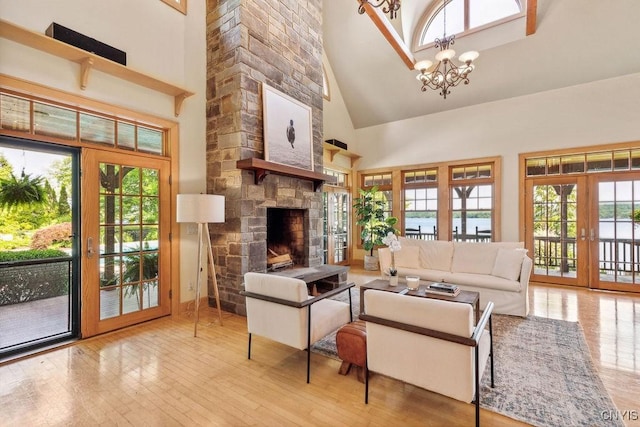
xmin=358 ymin=0 xmax=401 ymax=20
xmin=414 ymin=1 xmax=479 ymax=99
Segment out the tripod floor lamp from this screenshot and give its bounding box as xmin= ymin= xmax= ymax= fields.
xmin=176 ymin=193 xmax=225 ymax=337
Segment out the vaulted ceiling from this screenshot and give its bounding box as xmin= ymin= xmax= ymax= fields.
xmin=323 ymin=0 xmax=640 ymax=129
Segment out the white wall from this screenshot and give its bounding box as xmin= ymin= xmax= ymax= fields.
xmin=354 ymin=72 xmax=640 ymax=241
xmin=322 ymin=51 xmax=358 ymax=153
xmin=0 ymin=0 xmax=207 ymax=303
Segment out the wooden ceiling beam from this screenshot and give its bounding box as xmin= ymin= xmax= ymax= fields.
xmin=526 ymin=0 xmax=537 ymax=36
xmin=358 ymin=0 xmax=416 ymax=70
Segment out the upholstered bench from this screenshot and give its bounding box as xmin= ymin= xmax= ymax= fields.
xmin=336 ymin=320 xmax=367 ymax=383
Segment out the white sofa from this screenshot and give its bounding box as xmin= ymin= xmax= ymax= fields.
xmin=378 ymin=237 xmax=532 ymax=317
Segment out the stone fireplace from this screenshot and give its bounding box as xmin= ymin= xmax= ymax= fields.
xmin=205 ymin=0 xmax=324 ymax=316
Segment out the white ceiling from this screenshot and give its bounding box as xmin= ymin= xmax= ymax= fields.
xmin=323 ymin=0 xmax=640 ymax=129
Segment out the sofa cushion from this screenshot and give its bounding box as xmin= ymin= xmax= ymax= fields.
xmin=451 ymin=241 xmax=524 ymax=275
xmin=491 ymin=248 xmax=527 ymax=281
xmin=447 ymin=272 xmax=521 ymax=292
xmin=399 ymin=237 xmax=454 ymax=271
xmin=451 ymin=242 xmax=497 ymax=274
xmin=395 ymin=246 xmax=420 ymax=269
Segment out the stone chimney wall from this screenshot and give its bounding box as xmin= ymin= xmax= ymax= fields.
xmin=205 ymin=0 xmax=324 ymax=315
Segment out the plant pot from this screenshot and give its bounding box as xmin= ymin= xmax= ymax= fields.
xmin=364 ymin=254 xmax=379 ymax=271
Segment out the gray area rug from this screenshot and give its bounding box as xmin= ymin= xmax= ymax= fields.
xmin=312 ymin=289 xmax=622 ymax=427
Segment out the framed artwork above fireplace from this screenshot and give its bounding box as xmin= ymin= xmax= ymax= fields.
xmin=262 ymin=83 xmax=313 ymax=171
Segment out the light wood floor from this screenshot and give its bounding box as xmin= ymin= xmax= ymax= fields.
xmin=1 ymin=268 xmax=639 ymax=426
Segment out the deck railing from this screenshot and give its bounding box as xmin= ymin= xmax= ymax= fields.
xmin=404 ymin=226 xmax=492 ymax=242
xmin=0 ymin=257 xmax=72 ymax=306
xmin=533 ymin=236 xmax=640 ymax=274
xmin=403 ymin=229 xmax=639 ymax=274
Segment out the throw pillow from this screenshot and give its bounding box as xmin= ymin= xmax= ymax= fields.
xmin=395 ymin=246 xmax=421 ymax=268
xmin=491 ymin=248 xmax=527 ymax=281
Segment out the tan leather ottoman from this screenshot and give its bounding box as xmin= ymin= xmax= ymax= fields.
xmin=336 ymin=320 xmax=367 ymax=383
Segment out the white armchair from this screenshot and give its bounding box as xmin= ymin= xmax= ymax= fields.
xmin=241 ymin=272 xmax=354 ymax=383
xmin=360 ymin=290 xmax=495 ymax=426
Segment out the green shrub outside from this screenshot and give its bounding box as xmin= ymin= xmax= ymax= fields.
xmin=0 ymin=249 xmax=70 ymax=306
xmin=0 ymin=248 xmax=67 ymax=262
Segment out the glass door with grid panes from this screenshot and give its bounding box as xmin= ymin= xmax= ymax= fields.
xmin=525 ymin=177 xmax=588 ymax=287
xmin=323 ymin=189 xmax=350 ymax=265
xmin=323 ymin=169 xmax=350 ymax=265
xmin=591 ymin=174 xmax=640 ymax=292
xmin=525 ymin=149 xmax=640 ymax=292
xmin=1 ymin=89 xmax=175 ymax=342
xmin=81 ymin=149 xmax=171 ymax=337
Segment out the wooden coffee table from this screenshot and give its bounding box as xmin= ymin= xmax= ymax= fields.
xmin=359 ymin=278 xmax=481 ymax=324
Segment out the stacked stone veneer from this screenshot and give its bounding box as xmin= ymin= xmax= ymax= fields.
xmin=205 ymin=0 xmax=324 ymax=315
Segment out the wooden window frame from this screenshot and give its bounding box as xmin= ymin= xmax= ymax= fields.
xmin=354 ymin=156 xmax=501 ymax=251
xmin=449 ymin=164 xmax=496 ymax=242
xmin=413 ymin=0 xmax=528 ymax=52
xmin=403 ymin=168 xmax=439 ymax=239
xmin=161 ymin=0 xmax=187 ymax=15
xmin=0 ymin=74 xmax=182 ymax=317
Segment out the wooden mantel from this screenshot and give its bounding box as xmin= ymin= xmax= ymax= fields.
xmin=236 ymin=158 xmax=337 ymax=191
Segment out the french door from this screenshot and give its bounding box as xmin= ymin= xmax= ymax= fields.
xmin=526 ymin=174 xmax=640 ymax=292
xmin=589 ymin=174 xmax=640 ymax=292
xmin=526 ymin=177 xmax=588 ymax=287
xmin=81 ymin=149 xmax=171 ymax=337
xmin=323 ymin=189 xmax=350 ymax=265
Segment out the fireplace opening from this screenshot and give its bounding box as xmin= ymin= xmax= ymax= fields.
xmin=266 ymin=208 xmax=307 ymax=270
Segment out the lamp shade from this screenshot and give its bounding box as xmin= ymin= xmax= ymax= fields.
xmin=176 ymin=194 xmax=225 ymax=224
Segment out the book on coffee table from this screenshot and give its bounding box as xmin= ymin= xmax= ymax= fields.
xmin=425 ymin=283 xmax=461 ymax=297
xmin=428 ymin=282 xmax=458 ymax=292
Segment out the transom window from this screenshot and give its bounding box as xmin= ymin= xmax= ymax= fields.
xmin=0 ymin=92 xmax=165 ymax=156
xmin=324 ymin=168 xmax=348 ymax=187
xmin=419 ymin=0 xmax=522 ymax=47
xmin=363 ymin=173 xmax=392 ymax=187
xmin=526 ymin=149 xmax=640 ymax=177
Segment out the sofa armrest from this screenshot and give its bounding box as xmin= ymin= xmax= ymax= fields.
xmin=520 ymin=255 xmax=533 ymax=287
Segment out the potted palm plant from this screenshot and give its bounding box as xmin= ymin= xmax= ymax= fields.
xmin=353 ymin=186 xmax=398 ymax=270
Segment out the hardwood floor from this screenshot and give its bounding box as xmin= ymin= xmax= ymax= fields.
xmin=1 ymin=268 xmax=639 ymax=426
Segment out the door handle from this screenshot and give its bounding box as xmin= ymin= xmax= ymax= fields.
xmin=87 ymin=237 xmax=94 ymax=258
xmin=580 ymin=228 xmax=586 ymax=241
xmin=590 ymin=229 xmax=596 ymax=241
